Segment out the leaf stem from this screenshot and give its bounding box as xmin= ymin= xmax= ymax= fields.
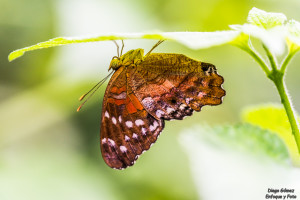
xmin=280 ymin=46 xmax=298 ymax=74
xmin=280 ymin=53 xmax=294 ymax=74
xmin=238 ymin=40 xmax=300 ymax=154
xmin=239 ymin=45 xmax=271 ymax=75
xmin=263 ymin=45 xmax=300 ymax=154
xmin=272 ymin=75 xmax=300 ymax=153
xmin=263 ymin=44 xmax=278 ymax=71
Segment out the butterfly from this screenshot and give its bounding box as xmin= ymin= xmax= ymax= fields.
xmin=77 ymin=40 xmax=225 ymax=169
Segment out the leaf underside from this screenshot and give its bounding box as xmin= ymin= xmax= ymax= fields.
xmin=8 ymin=31 xmax=240 ymax=62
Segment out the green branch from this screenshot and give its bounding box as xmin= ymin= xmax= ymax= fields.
xmin=237 ymin=38 xmax=300 ymax=155
xmin=262 ymin=44 xmax=300 ymax=154
xmin=280 ymin=44 xmax=299 ymax=74
xmin=272 ymin=77 xmax=300 ymax=153
xmin=263 ymin=44 xmax=278 ymax=71
xmin=234 ymin=40 xmax=271 ymax=75
xmin=246 ymin=47 xmax=271 ymax=76
xmin=280 ymin=52 xmax=295 ymax=74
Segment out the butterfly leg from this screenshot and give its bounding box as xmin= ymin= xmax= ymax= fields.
xmin=145 ymin=40 xmax=165 ymax=57
xmin=120 ymin=40 xmax=124 ymax=56
xmin=112 ymin=40 xmax=120 ymax=57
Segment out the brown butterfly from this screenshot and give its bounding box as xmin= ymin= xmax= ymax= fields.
xmin=78 ymin=40 xmax=225 ymax=169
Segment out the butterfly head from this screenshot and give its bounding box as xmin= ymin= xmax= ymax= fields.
xmin=108 ymin=49 xmax=145 ymax=71
xmin=109 ymin=56 xmax=122 ymax=71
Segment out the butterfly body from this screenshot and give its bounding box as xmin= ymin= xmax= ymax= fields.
xmin=109 ymin=48 xmax=144 ymax=71
xmin=100 ymin=48 xmax=225 ymax=169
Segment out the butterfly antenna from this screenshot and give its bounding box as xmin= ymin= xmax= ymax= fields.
xmin=112 ymin=40 xmax=120 ymax=57
xmin=145 ymin=40 xmax=164 ymax=57
xmin=77 ymin=71 xmax=113 ymax=112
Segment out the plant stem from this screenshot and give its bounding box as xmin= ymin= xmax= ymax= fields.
xmin=235 ymin=40 xmax=300 ymax=153
xmin=242 ymin=46 xmax=271 ymax=75
xmin=263 ymin=44 xmax=278 ymax=71
xmin=272 ymin=75 xmax=300 ymax=153
xmin=240 ymin=42 xmax=300 ymax=154
xmin=232 ymin=36 xmax=270 ymax=75
xmin=265 ymin=47 xmax=300 ymax=154
xmin=280 ymin=51 xmax=296 ymax=74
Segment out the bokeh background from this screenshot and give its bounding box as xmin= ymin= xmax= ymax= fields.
xmin=1 ymin=0 xmax=300 ymax=199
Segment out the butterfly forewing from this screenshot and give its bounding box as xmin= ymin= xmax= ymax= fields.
xmin=128 ymin=53 xmax=225 ymax=120
xmin=100 ymin=66 xmax=164 ymax=169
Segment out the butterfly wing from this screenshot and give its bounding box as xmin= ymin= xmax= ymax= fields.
xmin=101 ymin=53 xmax=225 ymax=169
xmin=100 ymin=66 xmax=164 ymax=169
xmin=128 ymin=53 xmax=226 ymax=120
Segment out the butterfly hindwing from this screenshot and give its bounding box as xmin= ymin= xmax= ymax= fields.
xmin=128 ymin=53 xmax=225 ymax=120
xmin=100 ymin=66 xmax=164 ymax=169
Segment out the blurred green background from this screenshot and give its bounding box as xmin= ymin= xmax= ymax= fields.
xmin=1 ymin=0 xmax=300 ymax=199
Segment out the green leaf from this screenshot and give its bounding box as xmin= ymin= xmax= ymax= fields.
xmin=169 ymin=31 xmax=240 ymax=49
xmin=247 ymin=7 xmax=287 ymax=29
xmin=8 ymin=34 xmax=150 ymax=62
xmin=242 ymin=104 xmax=300 ymax=166
xmin=180 ymin=123 xmax=289 ymax=164
xmin=180 ymin=124 xmax=297 ymax=200
xmin=8 ymin=31 xmax=240 ymax=61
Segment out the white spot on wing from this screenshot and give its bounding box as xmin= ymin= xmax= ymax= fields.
xmin=180 ymin=104 xmax=187 ymax=110
xmin=108 ymin=138 xmax=116 ymax=146
xmin=150 ymin=120 xmax=159 ymax=131
xmin=167 ymin=107 xmax=175 ymax=114
xmin=156 ymin=110 xmax=164 ymax=118
xmin=135 ymin=119 xmax=144 ymax=126
xmin=120 ymin=146 xmax=127 ymax=153
xmin=125 ymin=121 xmax=133 ymax=128
xmin=142 ymin=128 xmax=147 ymax=135
xmin=132 ymin=133 xmax=138 ymax=139
xmin=198 ymin=91 xmax=206 ymax=98
xmin=105 ymin=111 xmax=109 ymax=118
xmin=102 ymin=138 xmax=107 ymax=143
xmin=150 ymin=125 xmax=155 ymax=131
xmin=125 ymin=135 xmax=130 ymax=141
xmin=112 ymin=117 xmax=117 ymax=124
xmin=118 ymin=116 xmax=122 ymax=123
xmin=153 ymin=120 xmax=159 ymax=128
xmin=186 ymin=98 xmax=193 ymax=104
